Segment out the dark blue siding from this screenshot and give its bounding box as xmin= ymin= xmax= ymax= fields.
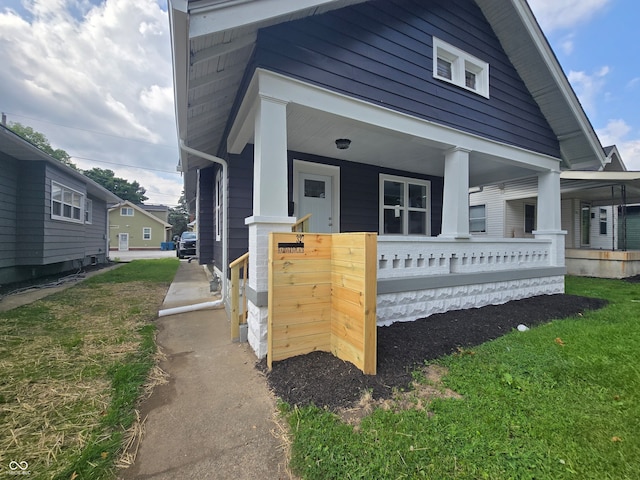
xmin=288 ymin=151 xmax=443 ymax=235
xmin=226 ymin=153 xmax=253 ymax=272
xmin=223 ymin=146 xmax=444 ymax=273
xmin=198 ymin=167 xmax=215 ymax=265
xmin=252 ymin=0 xmax=560 ymax=158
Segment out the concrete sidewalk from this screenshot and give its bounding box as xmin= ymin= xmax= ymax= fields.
xmin=120 ymin=261 xmax=291 ymax=479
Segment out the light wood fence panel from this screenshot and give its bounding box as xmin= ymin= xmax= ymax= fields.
xmin=267 ymin=232 xmax=376 ymax=374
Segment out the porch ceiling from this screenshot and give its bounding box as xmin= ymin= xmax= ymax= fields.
xmin=559 ymin=172 xmax=640 ymax=206
xmin=286 ymin=104 xmax=537 ymax=187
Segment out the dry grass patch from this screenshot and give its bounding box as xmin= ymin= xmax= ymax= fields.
xmin=0 ymin=278 xmax=170 ymax=478
xmin=338 ymin=365 xmax=462 ymax=428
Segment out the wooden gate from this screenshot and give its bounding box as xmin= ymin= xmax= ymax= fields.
xmin=267 ymin=232 xmax=377 ymax=374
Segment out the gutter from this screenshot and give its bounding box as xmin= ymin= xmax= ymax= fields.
xmin=178 ymin=139 xmax=229 ymax=299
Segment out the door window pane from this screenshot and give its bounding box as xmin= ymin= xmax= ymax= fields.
xmin=304 ymin=179 xmax=325 ymax=198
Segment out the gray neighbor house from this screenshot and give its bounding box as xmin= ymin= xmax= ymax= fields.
xmin=0 ymin=124 xmax=121 ymax=285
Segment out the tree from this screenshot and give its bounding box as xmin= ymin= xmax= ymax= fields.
xmin=8 ymin=122 xmax=77 ymax=169
xmin=168 ymin=192 xmax=189 ymax=238
xmin=83 ymin=167 xmax=148 ymax=203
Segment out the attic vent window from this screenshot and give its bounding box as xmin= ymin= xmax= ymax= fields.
xmin=433 ymin=37 xmax=489 ymax=98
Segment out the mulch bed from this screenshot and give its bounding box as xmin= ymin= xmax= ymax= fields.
xmin=259 ymin=294 xmax=607 ymax=411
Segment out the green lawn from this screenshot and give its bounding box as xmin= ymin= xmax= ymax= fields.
xmin=286 ymin=276 xmax=640 ymax=479
xmin=0 ymin=259 xmax=178 ymax=480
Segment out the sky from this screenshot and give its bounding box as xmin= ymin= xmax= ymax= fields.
xmin=0 ymin=0 xmax=639 ymax=208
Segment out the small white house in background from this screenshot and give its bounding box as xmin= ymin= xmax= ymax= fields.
xmin=470 ymin=145 xmax=640 ymax=278
xmin=0 ymin=124 xmax=121 ymax=285
xmin=168 ymin=0 xmax=608 ymax=358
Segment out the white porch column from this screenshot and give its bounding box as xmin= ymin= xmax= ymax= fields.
xmin=440 ymin=147 xmax=471 ymax=239
xmin=245 ymin=93 xmax=295 ymax=358
xmin=534 ymin=169 xmax=566 ymax=267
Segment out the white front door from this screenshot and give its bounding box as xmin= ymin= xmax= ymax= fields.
xmin=118 ymin=233 xmax=129 ymax=251
xmin=299 ymin=173 xmax=333 ymax=233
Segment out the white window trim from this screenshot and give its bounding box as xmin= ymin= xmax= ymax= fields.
xmin=215 ymin=169 xmax=222 ymax=242
xmin=85 ymin=198 xmax=93 ymax=224
xmin=379 ymin=174 xmax=431 ymax=236
xmin=121 ymin=207 xmax=134 ymax=216
xmin=51 ymin=181 xmax=84 ymax=224
xmin=433 ymin=37 xmax=489 ymax=98
xmin=142 ymin=227 xmax=152 ymax=240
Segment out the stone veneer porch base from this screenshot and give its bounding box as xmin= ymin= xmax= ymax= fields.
xmin=377 ymin=275 xmax=565 ymax=326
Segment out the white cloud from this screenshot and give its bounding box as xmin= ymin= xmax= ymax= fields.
xmin=0 ymin=0 xmax=181 ymax=205
xmin=567 ymin=67 xmax=609 ymax=117
xmin=528 ymin=0 xmax=612 ymax=32
xmin=596 ymin=119 xmax=640 ymax=171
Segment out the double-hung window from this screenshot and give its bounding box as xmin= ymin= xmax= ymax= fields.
xmin=380 ymin=175 xmax=430 ymax=235
xmin=599 ymin=208 xmax=607 ymax=235
xmin=469 ymin=205 xmax=486 ymax=233
xmin=215 ymin=169 xmax=223 ymax=242
xmin=433 ymin=37 xmax=489 ymax=98
xmin=143 ymin=227 xmax=152 ymax=240
xmin=51 ymin=181 xmax=84 ymax=223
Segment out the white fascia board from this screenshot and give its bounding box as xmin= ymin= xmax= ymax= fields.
xmin=511 ymin=0 xmax=605 ymax=170
xmin=168 ymin=0 xmax=190 ymax=172
xmin=560 ymin=171 xmax=640 ymax=181
xmin=189 ymin=0 xmax=344 ymax=39
xmin=255 ymin=68 xmax=561 ymax=172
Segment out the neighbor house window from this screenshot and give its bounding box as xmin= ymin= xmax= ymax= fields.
xmin=469 ymin=205 xmax=486 ymax=233
xmin=433 ymin=37 xmax=489 ymax=98
xmin=380 ymin=174 xmax=430 ymax=235
xmin=84 ymin=199 xmax=93 ymax=224
xmin=524 ymin=204 xmax=536 ymax=234
xmin=143 ymin=227 xmax=151 ymax=240
xmin=121 ymin=207 xmax=134 ymax=216
xmin=51 ymin=181 xmax=84 ymax=223
xmin=599 ymin=208 xmax=607 ymax=235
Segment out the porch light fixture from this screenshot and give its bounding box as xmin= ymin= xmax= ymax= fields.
xmin=335 ymin=138 xmax=351 ymax=150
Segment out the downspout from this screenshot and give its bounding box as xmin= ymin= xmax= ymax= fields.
xmin=178 ymin=139 xmax=229 ymax=298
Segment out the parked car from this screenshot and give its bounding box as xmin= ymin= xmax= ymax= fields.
xmin=176 ymin=231 xmax=196 ymax=259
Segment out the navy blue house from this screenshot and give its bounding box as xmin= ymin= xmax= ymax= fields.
xmin=169 ymin=0 xmax=606 ymax=358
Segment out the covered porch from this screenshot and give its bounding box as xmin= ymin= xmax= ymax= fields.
xmin=230 ymin=69 xmax=565 ymax=357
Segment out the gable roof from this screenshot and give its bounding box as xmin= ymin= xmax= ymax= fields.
xmin=109 ymin=200 xmax=172 ymax=228
xmin=0 ymin=124 xmax=121 ymax=203
xmin=169 ymin=0 xmax=606 ymax=174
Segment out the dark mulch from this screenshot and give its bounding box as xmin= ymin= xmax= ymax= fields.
xmin=259 ymin=294 xmax=607 ymax=411
xmin=625 ymin=274 xmax=640 ymax=284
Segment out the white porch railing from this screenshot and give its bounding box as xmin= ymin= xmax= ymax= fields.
xmin=377 ymin=236 xmax=552 ymax=279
